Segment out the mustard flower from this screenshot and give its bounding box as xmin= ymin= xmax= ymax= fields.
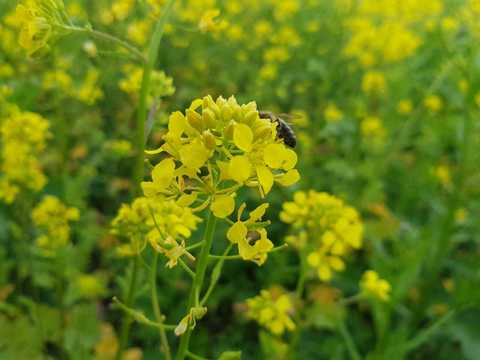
xmin=424 ymin=95 xmax=443 ymax=112
xmin=75 ymin=68 xmax=104 ymax=105
xmin=433 ymin=164 xmax=452 ymax=189
xmin=324 ymin=103 xmax=343 ymax=123
xmin=361 ymin=71 xmax=386 ymax=95
xmin=245 ymin=287 xmax=296 ymax=336
xmin=360 ymin=270 xmax=391 ymax=302
xmin=198 ymin=9 xmax=228 ymax=34
xmin=397 ymin=99 xmax=413 ymax=115
xmin=119 ymin=64 xmax=175 ymax=103
xmin=0 ymin=110 xmax=50 ymax=203
xmin=32 ymin=195 xmax=80 ymax=254
xmin=281 ymin=191 xmax=363 ymax=281
xmin=361 ymin=116 xmax=386 ymax=146
xmin=226 ymin=203 xmax=273 ymax=265
xmin=15 ymin=0 xmax=70 ymax=55
xmin=111 ymin=197 xmax=201 ymax=267
xmin=142 ymin=95 xmax=300 ymax=265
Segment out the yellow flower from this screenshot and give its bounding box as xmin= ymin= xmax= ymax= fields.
xmin=0 ymin=110 xmax=50 ymax=203
xmin=15 ymin=0 xmax=69 ymax=56
xmin=112 ymin=197 xmax=201 ymax=266
xmin=76 ymin=273 xmax=107 ymax=299
xmin=433 ymin=164 xmax=452 ymax=188
xmin=424 ymin=95 xmax=443 ymax=112
xmin=362 ymin=71 xmax=386 ymax=95
xmin=119 ymin=65 xmax=175 ymax=104
xmin=227 ymin=203 xmax=273 ymax=265
xmin=246 ymin=287 xmax=296 ymax=336
xmin=281 ymin=191 xmax=363 ymax=281
xmin=360 ymin=270 xmax=391 ymax=302
xmin=397 ymin=99 xmax=413 ymax=115
xmin=454 ymin=208 xmax=468 ymax=224
xmin=198 ymin=9 xmax=228 ymax=33
xmin=210 ymin=194 xmax=235 ymax=218
xmin=361 ymin=116 xmax=386 ymax=146
xmin=324 ymin=103 xmax=343 ymax=123
xmin=75 ymin=68 xmax=104 ymax=105
xmin=32 ymin=195 xmax=80 ymax=255
xmin=142 ymin=96 xmax=300 ymax=266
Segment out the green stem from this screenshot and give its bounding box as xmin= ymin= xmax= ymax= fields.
xmin=152 ymin=253 xmax=172 ymax=360
xmin=340 ymin=294 xmax=364 ymax=306
xmin=61 ymin=26 xmax=146 ymax=63
xmin=116 ymin=3 xmax=175 ymax=357
xmin=402 ymin=310 xmax=455 ymax=353
xmin=296 ymin=252 xmax=307 ymax=299
xmin=338 ymin=319 xmax=362 ymax=360
xmin=134 ymin=0 xmax=176 ymax=192
xmin=288 ymin=252 xmax=307 ymax=358
xmin=200 ymin=244 xmax=232 ymax=306
xmin=116 ymin=256 xmax=139 ymax=360
xmin=178 ymin=258 xmax=196 ymax=279
xmin=176 ymin=212 xmax=217 ymax=360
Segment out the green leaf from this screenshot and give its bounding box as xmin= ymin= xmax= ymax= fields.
xmin=218 ymin=350 xmax=242 ymax=360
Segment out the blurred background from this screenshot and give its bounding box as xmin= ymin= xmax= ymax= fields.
xmin=0 ymin=0 xmax=479 ymax=359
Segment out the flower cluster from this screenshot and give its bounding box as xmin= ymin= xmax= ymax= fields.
xmin=142 ymin=95 xmax=300 ymax=265
xmin=245 ymin=287 xmax=296 ymax=336
xmin=111 ymin=197 xmax=201 ymax=267
xmin=0 ymin=110 xmax=50 ymax=203
xmin=280 ymin=191 xmax=363 ymax=281
xmin=360 ymin=270 xmax=391 ymax=302
xmin=32 ymin=195 xmax=80 ymax=254
xmin=119 ymin=64 xmax=175 ymax=104
xmin=15 ymin=0 xmax=70 ymax=56
xmin=344 ymin=0 xmax=443 ymax=67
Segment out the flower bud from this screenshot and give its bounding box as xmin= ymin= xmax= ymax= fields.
xmin=186 ymin=109 xmax=203 ymax=132
xmin=202 ymin=130 xmax=216 ymax=150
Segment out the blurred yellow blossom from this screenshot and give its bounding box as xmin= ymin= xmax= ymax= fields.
xmin=281 ymin=191 xmax=363 ymax=281
xmin=424 ymin=95 xmax=443 ymax=112
xmin=324 ymin=103 xmax=343 ymax=123
xmin=0 ymin=110 xmax=50 ymax=203
xmin=362 ymin=71 xmax=386 ymax=95
xmin=32 ymin=195 xmax=80 ymax=254
xmin=246 ymin=287 xmax=296 ymax=336
xmin=360 ymin=270 xmax=391 ymax=302
xmin=397 ymin=99 xmax=413 ymax=115
xmin=111 ymin=197 xmax=201 ymax=267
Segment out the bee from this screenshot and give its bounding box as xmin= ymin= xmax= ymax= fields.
xmin=258 ymin=110 xmax=297 ymax=148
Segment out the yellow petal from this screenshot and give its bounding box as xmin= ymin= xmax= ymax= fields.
xmin=238 ymin=236 xmax=257 ymax=260
xmin=227 ymin=221 xmax=247 ymax=244
xmin=189 ymin=98 xmax=203 ymax=110
xmin=168 ymin=111 xmax=187 ymax=138
xmin=276 ymin=169 xmax=300 ymax=186
xmin=318 ymin=265 xmax=332 ymax=281
xmin=177 ymin=193 xmax=198 ymax=207
xmin=229 ymin=155 xmax=252 ymax=183
xmin=179 ymin=140 xmax=210 ymax=169
xmin=211 ymin=195 xmax=235 ymax=218
xmin=263 ymin=144 xmax=284 ymax=168
xmin=151 ymin=158 xmax=175 ymax=190
xmin=248 ymin=203 xmax=269 ymax=223
xmin=256 ymin=165 xmax=274 ymax=195
xmin=307 ymin=252 xmax=320 ymax=267
xmin=141 ymin=181 xmax=157 ymax=197
xmin=233 ymin=123 xmax=253 ymax=152
xmin=282 ymin=148 xmax=298 ymax=170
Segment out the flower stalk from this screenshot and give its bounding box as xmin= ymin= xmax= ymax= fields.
xmin=116 ymin=1 xmax=175 ymax=357
xmin=176 ymin=211 xmax=217 ymax=360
